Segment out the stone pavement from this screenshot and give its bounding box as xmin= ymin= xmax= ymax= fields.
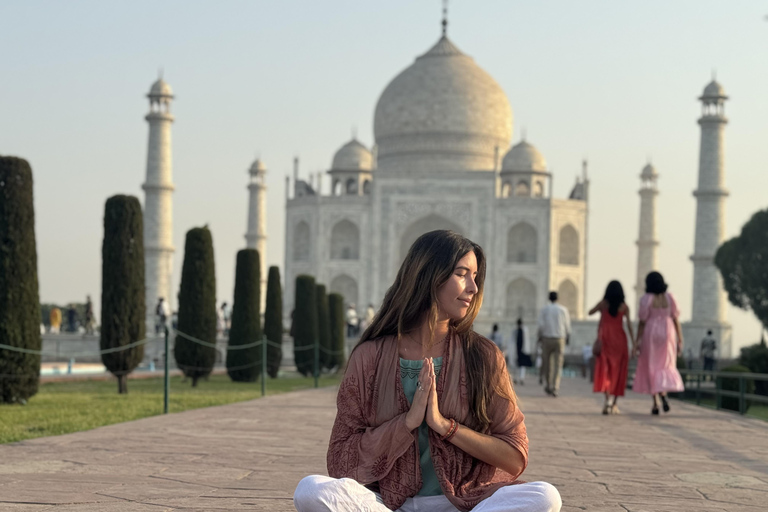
xmin=1 ymin=377 xmax=767 ymax=511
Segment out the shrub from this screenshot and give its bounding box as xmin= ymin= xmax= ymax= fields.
xmin=328 ymin=293 xmax=346 ymax=371
xmin=717 ymin=364 xmax=754 ymax=413
xmin=316 ymin=284 xmax=332 ymax=369
xmin=264 ymin=266 xmax=283 ymax=378
xmin=738 ymin=338 xmax=768 ymax=395
xmin=293 ymin=275 xmax=318 ymax=377
xmin=100 ymin=195 xmax=146 ymax=393
xmin=0 ymin=156 xmax=42 ymax=403
xmin=174 ymin=227 xmax=217 ymax=386
xmin=226 ymin=249 xmax=261 ymax=382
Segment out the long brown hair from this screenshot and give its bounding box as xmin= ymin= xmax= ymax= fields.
xmin=357 ymin=230 xmax=515 ymax=431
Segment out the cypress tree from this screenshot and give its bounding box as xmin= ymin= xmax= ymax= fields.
xmin=328 ymin=293 xmax=346 ymax=370
xmin=264 ymin=266 xmax=283 ymax=378
xmin=174 ymin=227 xmax=217 ymax=386
xmin=226 ymin=249 xmax=261 ymax=382
xmin=316 ymin=284 xmax=332 ymax=369
xmin=100 ymin=195 xmax=146 ymax=394
xmin=0 ymin=156 xmax=42 ymax=404
xmin=293 ymin=275 xmax=317 ymax=376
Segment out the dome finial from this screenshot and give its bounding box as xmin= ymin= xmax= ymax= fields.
xmin=442 ymin=0 xmax=448 ymax=36
xmin=521 ymin=127 xmax=527 ymax=141
xmin=351 ymin=125 xmax=358 ymax=140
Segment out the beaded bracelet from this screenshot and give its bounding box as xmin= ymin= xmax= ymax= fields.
xmin=440 ymin=419 xmax=458 ymax=441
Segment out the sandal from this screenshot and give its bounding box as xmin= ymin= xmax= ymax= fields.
xmin=610 ymin=404 xmax=620 ymax=415
xmin=652 ymin=406 xmax=659 ymax=415
xmin=602 ymin=404 xmax=610 ymax=415
xmin=660 ymin=396 xmax=670 ymax=413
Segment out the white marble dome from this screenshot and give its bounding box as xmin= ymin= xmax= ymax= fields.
xmin=701 ymin=80 xmax=726 ymax=99
xmin=332 ymin=139 xmax=372 ymax=171
xmin=149 ymin=79 xmax=173 ymax=97
xmin=373 ymin=36 xmax=512 ymax=172
xmin=502 ymin=140 xmax=547 ymax=172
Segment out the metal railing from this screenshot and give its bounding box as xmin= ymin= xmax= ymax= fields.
xmin=1 ymin=329 xmax=345 ymax=414
xmin=678 ymin=368 xmax=768 ymax=416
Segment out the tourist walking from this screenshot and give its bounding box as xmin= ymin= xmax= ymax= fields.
xmin=513 ymin=318 xmax=533 ymax=385
xmin=632 ymin=271 xmax=684 ymax=414
xmin=49 ymin=306 xmax=62 ymax=334
xmin=700 ymin=330 xmax=717 ymax=372
xmin=293 ymin=230 xmax=561 ymax=512
xmin=537 ymin=291 xmax=571 ymax=397
xmin=588 ymin=281 xmax=635 ymax=415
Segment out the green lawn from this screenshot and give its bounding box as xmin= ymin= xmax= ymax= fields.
xmin=0 ymin=373 xmax=341 ymax=444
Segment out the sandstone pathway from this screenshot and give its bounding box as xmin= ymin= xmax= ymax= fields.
xmin=1 ymin=377 xmax=767 ymax=511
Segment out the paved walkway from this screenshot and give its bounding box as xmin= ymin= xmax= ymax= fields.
xmin=1 ymin=377 xmax=767 ymax=511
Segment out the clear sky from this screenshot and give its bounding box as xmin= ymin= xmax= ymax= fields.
xmin=1 ymin=1 xmax=766 ymax=351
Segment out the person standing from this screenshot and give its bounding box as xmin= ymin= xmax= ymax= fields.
xmin=345 ymin=304 xmax=358 ymax=338
xmin=155 ymin=297 xmax=169 ymax=335
xmin=84 ymin=295 xmax=95 ymax=336
xmin=514 ymin=318 xmax=533 ymax=385
xmin=489 ymin=323 xmax=505 ymax=361
xmin=67 ymin=304 xmax=77 ymax=333
xmin=700 ymin=330 xmax=717 ymax=373
xmin=632 ymin=271 xmax=684 ymax=415
xmin=537 ymin=291 xmax=571 ymax=397
xmin=50 ymin=306 xmax=62 ymax=334
xmin=360 ymin=303 xmax=376 ymax=331
xmin=217 ymin=302 xmax=227 ymax=336
xmin=588 ymin=281 xmax=635 ymax=415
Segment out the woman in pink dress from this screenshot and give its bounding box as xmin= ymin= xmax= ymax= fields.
xmin=632 ymin=271 xmax=685 ymax=415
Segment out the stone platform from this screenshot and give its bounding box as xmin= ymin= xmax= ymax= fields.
xmin=0 ymin=377 xmax=767 ymax=511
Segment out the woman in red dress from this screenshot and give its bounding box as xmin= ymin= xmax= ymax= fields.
xmin=588 ymin=281 xmax=636 ymax=415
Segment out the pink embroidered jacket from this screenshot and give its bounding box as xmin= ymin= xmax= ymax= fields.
xmin=327 ymin=332 xmax=529 ymax=511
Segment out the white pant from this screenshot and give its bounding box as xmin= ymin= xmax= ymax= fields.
xmin=294 ymin=475 xmax=561 ymax=512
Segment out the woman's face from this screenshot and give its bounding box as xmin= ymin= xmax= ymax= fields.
xmin=436 ymin=251 xmax=479 ymax=322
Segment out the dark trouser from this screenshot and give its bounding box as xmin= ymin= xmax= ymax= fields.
xmin=703 ymin=357 xmax=716 ymax=372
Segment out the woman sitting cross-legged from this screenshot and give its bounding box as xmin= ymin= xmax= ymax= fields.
xmin=294 ymin=230 xmax=562 ymax=512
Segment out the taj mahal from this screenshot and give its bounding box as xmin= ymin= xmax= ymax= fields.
xmin=283 ymin=31 xmax=589 ymax=333
xmin=138 ymin=22 xmax=734 ymax=357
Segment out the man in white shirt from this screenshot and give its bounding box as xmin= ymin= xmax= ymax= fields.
xmin=537 ymin=291 xmax=571 ymax=397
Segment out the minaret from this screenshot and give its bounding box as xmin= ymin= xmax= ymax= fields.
xmin=245 ymin=158 xmax=267 ymax=310
xmin=635 ymin=162 xmax=659 ymax=308
xmin=691 ymin=80 xmax=729 ymax=327
xmin=142 ymin=77 xmax=175 ymax=333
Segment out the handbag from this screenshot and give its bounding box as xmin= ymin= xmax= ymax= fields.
xmin=592 ymin=338 xmax=602 ymax=357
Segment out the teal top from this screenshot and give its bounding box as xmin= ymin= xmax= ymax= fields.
xmin=400 ymin=356 xmax=444 ymax=496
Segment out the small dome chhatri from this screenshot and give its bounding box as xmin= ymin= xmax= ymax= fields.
xmin=249 ymin=158 xmax=266 ymax=175
xmin=700 ymin=80 xmax=727 ymax=100
xmin=502 ymin=140 xmax=547 ymax=173
xmin=332 ymin=139 xmax=373 ymax=171
xmin=148 ymin=78 xmax=174 ymax=98
xmin=641 ymin=163 xmax=657 ymax=179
